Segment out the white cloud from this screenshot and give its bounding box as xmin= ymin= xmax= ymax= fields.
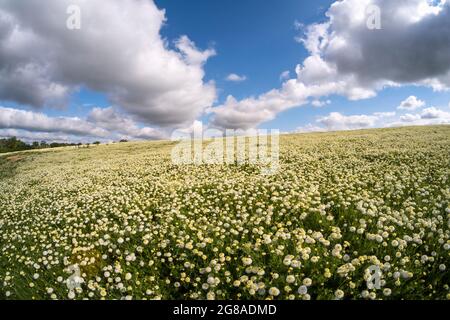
xmin=211 ymin=0 xmax=450 ymax=129
xmin=311 ymin=99 xmax=331 ymax=107
xmin=210 ymin=66 xmax=370 ymax=129
xmin=210 ymin=80 xmax=309 ymax=129
xmin=297 ymin=107 xmax=450 ymax=133
xmin=0 ymin=0 xmax=216 ymax=128
xmin=420 ymin=106 xmax=450 ymax=119
xmin=317 ymin=112 xmax=379 ymax=131
xmin=0 ymin=107 xmax=109 ymax=138
xmin=174 ymin=36 xmax=216 ymax=66
xmin=388 ymin=107 xmax=450 ymax=127
xmin=225 ymin=73 xmax=247 ymax=82
xmin=373 ymin=112 xmax=396 ymax=117
xmin=0 ymin=106 xmax=165 ymax=142
xmin=294 ymin=20 xmax=304 ymax=31
xmin=295 ymin=124 xmax=325 ymax=133
xmin=398 ymin=96 xmax=426 ymax=110
xmin=400 ymin=113 xmax=421 ymax=122
xmin=319 ymin=0 xmax=450 ymax=90
xmin=87 ymin=107 xmax=164 ymax=140
xmin=280 ymin=70 xmax=290 ymax=81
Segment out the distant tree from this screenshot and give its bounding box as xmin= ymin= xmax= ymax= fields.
xmin=5 ymin=137 xmax=28 ymax=151
xmin=93 ymin=141 xmax=101 ymax=145
xmin=0 ymin=137 xmax=30 ymax=153
xmin=0 ymin=137 xmax=99 ymax=153
xmin=119 ymin=139 xmax=128 ymax=143
xmin=0 ymin=138 xmax=82 ymax=154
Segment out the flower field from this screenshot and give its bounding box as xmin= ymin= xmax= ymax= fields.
xmin=0 ymin=125 xmax=449 ymax=300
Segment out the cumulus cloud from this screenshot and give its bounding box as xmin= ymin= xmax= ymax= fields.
xmin=400 ymin=113 xmax=422 ymax=123
xmin=398 ymin=96 xmax=426 ymax=110
xmin=0 ymin=0 xmax=216 ymax=128
xmin=211 ymin=0 xmax=450 ymax=129
xmin=390 ymin=107 xmax=450 ymax=126
xmin=87 ymin=107 xmax=164 ymax=140
xmin=295 ymin=124 xmax=325 ymax=133
xmin=210 ymin=80 xmax=309 ymax=129
xmin=311 ymin=99 xmax=331 ymax=107
xmin=225 ymin=73 xmax=247 ymax=82
xmin=297 ymin=107 xmax=449 ymax=133
xmin=175 ymin=36 xmax=216 ymax=66
xmin=373 ymin=111 xmax=396 ymax=117
xmin=280 ymin=70 xmax=290 ymax=81
xmin=420 ymin=106 xmax=450 ymax=120
xmin=0 ymin=107 xmax=109 ymax=137
xmin=0 ymin=106 xmax=165 ymax=142
xmin=316 ymin=112 xmax=379 ymax=131
xmin=321 ymin=0 xmax=450 ymax=90
xmin=210 ymin=68 xmax=368 ymax=129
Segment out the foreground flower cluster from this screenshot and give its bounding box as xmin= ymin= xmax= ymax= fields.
xmin=0 ymin=126 xmax=449 ymax=300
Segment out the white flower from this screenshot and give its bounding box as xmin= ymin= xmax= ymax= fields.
xmin=68 ymin=291 xmax=75 ymax=299
xmin=302 ymin=278 xmax=312 ymax=287
xmin=286 ymin=275 xmax=295 ymax=284
xmin=383 ymin=288 xmax=392 ymax=296
xmin=283 ymin=255 xmax=294 ymax=266
xmin=335 ymin=289 xmax=344 ymax=299
xmin=0 ymin=126 xmax=447 ymax=300
xmin=298 ymin=285 xmax=308 ymax=295
xmin=269 ymin=287 xmax=280 ymax=296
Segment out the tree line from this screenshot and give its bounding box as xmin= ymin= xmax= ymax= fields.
xmin=0 ymin=137 xmax=105 ymax=154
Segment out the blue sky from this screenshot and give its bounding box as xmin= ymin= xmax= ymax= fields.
xmin=155 ymin=0 xmax=333 ymax=100
xmin=66 ymin=0 xmax=335 ymax=120
xmin=154 ymin=0 xmax=450 ymax=132
xmin=0 ymin=0 xmax=450 ymax=142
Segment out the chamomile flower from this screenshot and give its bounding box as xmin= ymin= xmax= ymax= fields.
xmin=269 ymin=287 xmax=280 ymax=296
xmin=335 ymin=289 xmax=344 ymax=299
xmin=298 ymin=285 xmax=308 ymax=295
